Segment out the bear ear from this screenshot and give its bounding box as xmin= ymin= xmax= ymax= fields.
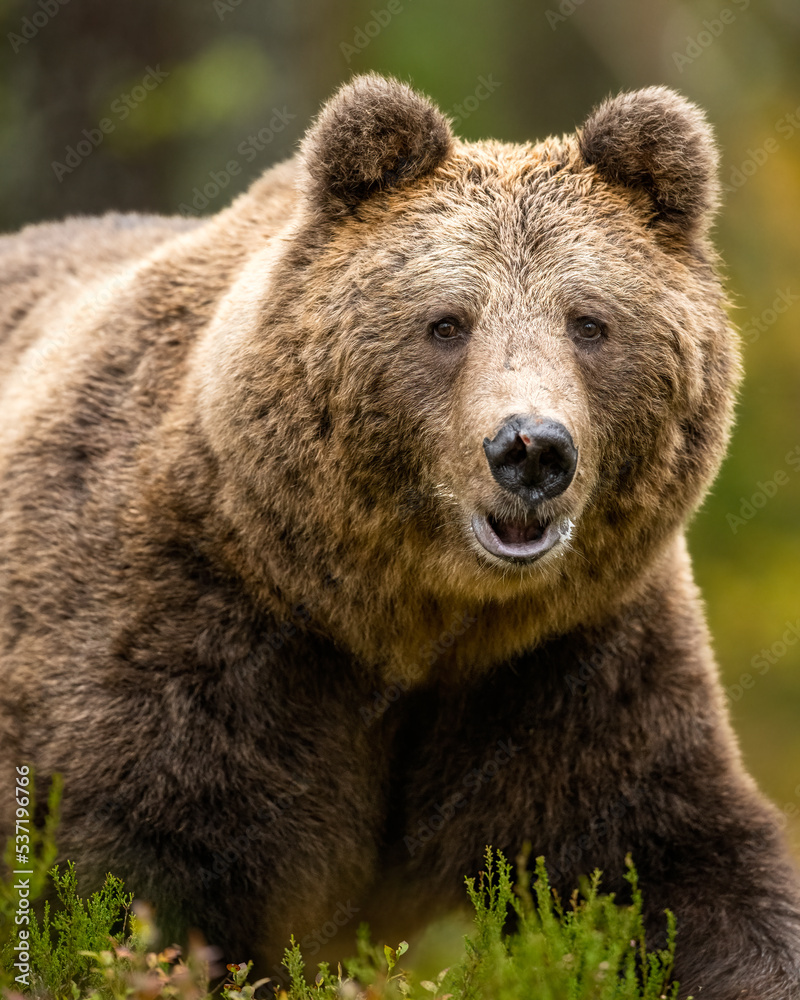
xmin=577 ymin=86 xmax=720 ymax=235
xmin=301 ymin=73 xmax=453 ymax=212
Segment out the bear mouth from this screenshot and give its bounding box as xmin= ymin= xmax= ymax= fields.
xmin=471 ymin=511 xmax=566 ymax=563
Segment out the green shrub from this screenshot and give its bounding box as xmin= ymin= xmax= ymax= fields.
xmin=275 ymin=847 xmax=686 ymax=1000
xmin=27 ymin=863 xmax=132 ymax=1000
xmin=448 ymin=847 xmax=683 ymax=1000
xmin=1 ymin=785 xmax=686 ymax=1000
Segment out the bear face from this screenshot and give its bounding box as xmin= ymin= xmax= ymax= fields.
xmin=187 ymin=75 xmax=739 ymax=683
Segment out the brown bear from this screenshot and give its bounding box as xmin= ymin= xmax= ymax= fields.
xmin=1 ymin=73 xmax=799 ymax=998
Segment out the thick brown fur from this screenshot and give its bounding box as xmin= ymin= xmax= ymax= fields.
xmin=1 ymin=76 xmax=799 ymax=998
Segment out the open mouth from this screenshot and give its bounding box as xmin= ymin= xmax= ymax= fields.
xmin=471 ymin=511 xmax=566 ymax=563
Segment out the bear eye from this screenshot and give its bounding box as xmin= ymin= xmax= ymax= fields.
xmin=572 ymin=316 xmax=606 ymax=343
xmin=430 ymin=317 xmax=463 ymax=342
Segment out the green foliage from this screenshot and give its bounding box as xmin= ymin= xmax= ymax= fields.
xmin=269 ymin=846 xmax=686 ymax=999
xmin=0 ymin=773 xmax=133 ymax=999
xmin=0 ymin=0 xmax=798 ymax=850
xmin=2 ymin=829 xmax=686 ymax=1000
xmin=449 ymin=846 xmax=684 ymax=1000
xmin=278 ymin=926 xmax=412 ymax=999
xmin=27 ymin=863 xmax=132 ymax=1000
xmin=342 ymin=922 xmax=405 ymax=989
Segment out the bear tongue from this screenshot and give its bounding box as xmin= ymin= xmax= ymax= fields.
xmin=489 ymin=516 xmax=545 ymax=545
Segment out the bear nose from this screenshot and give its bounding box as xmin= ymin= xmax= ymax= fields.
xmin=483 ymin=415 xmax=578 ymax=504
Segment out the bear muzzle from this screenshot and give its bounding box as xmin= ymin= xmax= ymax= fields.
xmin=471 ymin=414 xmax=578 ymax=563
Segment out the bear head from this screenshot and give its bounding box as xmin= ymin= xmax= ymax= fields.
xmin=189 ymin=74 xmax=740 ymax=682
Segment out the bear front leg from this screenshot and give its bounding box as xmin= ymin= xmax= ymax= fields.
xmin=389 ymin=620 xmax=800 ymax=998
xmin=628 ymin=767 xmax=800 ymax=1000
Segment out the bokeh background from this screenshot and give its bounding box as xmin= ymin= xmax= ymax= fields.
xmin=1 ymin=0 xmax=798 ymax=860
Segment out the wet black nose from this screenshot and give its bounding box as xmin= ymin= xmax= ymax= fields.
xmin=483 ymin=414 xmax=578 ymax=504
